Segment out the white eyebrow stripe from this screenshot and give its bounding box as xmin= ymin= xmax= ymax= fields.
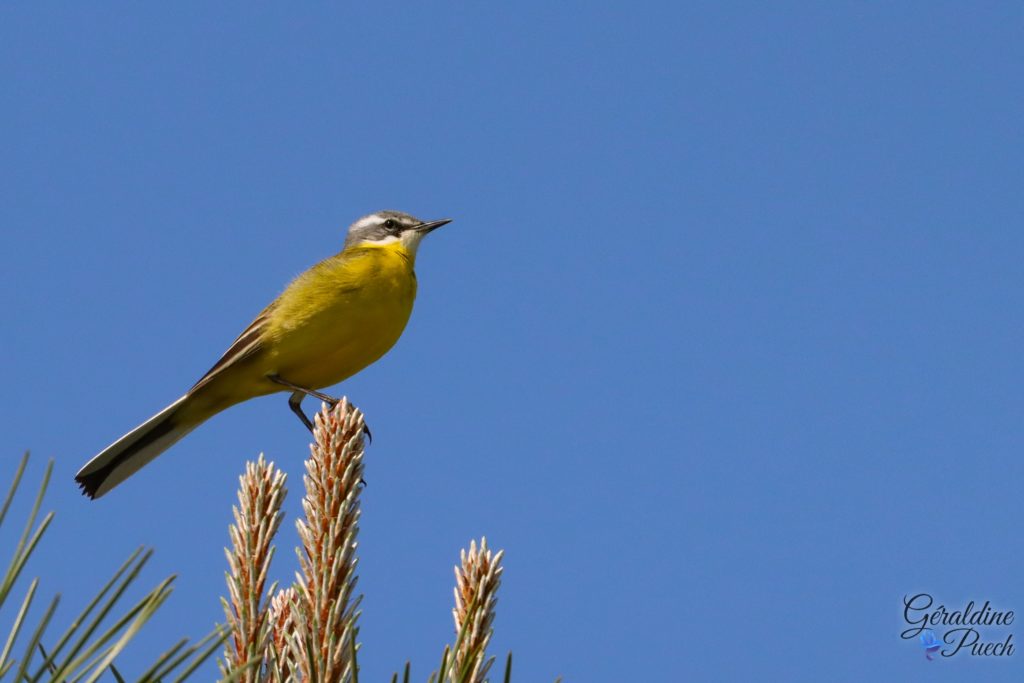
xmin=352 ymin=215 xmax=383 ymax=230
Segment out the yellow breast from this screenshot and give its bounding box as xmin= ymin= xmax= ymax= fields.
xmin=263 ymin=242 xmax=418 ymax=389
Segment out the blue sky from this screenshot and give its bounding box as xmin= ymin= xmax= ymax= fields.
xmin=1 ymin=2 xmax=1022 ymax=680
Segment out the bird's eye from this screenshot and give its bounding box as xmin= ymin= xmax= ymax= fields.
xmin=384 ymin=219 xmax=396 ymax=230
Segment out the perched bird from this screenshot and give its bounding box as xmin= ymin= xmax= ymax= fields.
xmin=75 ymin=210 xmax=451 ymax=499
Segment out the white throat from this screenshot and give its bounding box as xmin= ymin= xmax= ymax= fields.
xmin=358 ymin=230 xmax=426 ymax=258
xmin=399 ymin=229 xmax=427 ymax=254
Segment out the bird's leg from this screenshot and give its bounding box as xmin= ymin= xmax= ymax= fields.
xmin=268 ymin=373 xmax=339 ymax=404
xmin=288 ymin=391 xmax=314 ymax=432
xmin=267 ymin=374 xmax=372 ymax=442
xmin=268 ymin=374 xmax=338 ymax=432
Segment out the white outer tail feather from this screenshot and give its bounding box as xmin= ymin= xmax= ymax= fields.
xmin=75 ymin=396 xmax=198 ymax=498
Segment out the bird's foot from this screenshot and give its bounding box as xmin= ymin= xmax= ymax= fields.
xmin=319 ymin=395 xmax=371 ymax=443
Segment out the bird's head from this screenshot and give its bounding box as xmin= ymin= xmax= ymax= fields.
xmin=344 ymin=210 xmax=451 ymax=257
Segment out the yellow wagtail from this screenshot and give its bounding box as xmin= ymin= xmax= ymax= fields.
xmin=75 ymin=210 xmax=451 ymax=499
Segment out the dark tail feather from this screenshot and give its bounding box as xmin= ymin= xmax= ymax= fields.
xmin=75 ymin=396 xmax=199 ymax=499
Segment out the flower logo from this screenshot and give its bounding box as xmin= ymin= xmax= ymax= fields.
xmin=920 ymin=630 xmax=942 ymax=661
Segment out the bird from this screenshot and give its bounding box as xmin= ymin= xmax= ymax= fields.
xmin=75 ymin=210 xmax=451 ymax=499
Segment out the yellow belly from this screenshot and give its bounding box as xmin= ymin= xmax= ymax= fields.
xmin=260 ymin=243 xmax=418 ymax=389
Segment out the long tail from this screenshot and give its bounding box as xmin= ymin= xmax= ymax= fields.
xmin=75 ymin=396 xmax=203 ymax=499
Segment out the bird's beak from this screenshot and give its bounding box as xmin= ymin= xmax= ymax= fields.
xmin=415 ymin=218 xmax=452 ymax=234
